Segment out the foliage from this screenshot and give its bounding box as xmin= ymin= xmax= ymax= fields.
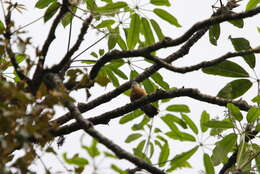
xmin=0 ymin=0 xmax=259 ymax=174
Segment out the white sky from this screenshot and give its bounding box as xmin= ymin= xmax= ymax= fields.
xmin=1 ymin=0 xmax=260 ymax=173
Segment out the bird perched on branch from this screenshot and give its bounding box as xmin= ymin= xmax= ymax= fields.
xmin=130 ymin=81 xmax=158 ymax=118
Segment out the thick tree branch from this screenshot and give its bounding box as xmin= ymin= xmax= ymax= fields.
xmin=146 ymin=47 xmax=260 ymax=73
xmin=65 ymin=102 xmax=166 ymax=174
xmin=89 ymin=6 xmax=260 ymax=80
xmin=52 ymin=87 xmax=252 ymax=136
xmin=31 ymin=0 xmax=69 ymax=91
xmin=52 ymin=27 xmax=208 ymax=126
xmin=51 ymin=14 xmax=93 ymax=74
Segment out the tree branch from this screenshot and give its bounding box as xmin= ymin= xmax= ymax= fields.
xmin=89 ymin=6 xmax=260 ymax=80
xmin=65 ymin=101 xmax=166 ymax=174
xmin=52 ymin=87 xmax=252 ymax=136
xmin=3 ymin=5 xmax=31 ymax=85
xmin=51 ymin=14 xmax=93 ymax=74
xmin=31 ymin=0 xmax=69 ymax=91
xmin=146 ymin=47 xmax=260 ymax=73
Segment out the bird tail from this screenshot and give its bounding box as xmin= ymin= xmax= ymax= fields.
xmin=140 ymin=104 xmax=158 ymax=118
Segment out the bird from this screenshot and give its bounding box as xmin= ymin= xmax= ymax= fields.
xmin=130 ymin=81 xmax=158 ymax=118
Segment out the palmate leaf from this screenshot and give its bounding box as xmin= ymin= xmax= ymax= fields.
xmin=63 ymin=153 xmax=89 ymax=167
xmin=204 ymin=120 xmax=234 ymax=129
xmin=181 ymin=113 xmax=198 ymax=134
xmin=217 ymin=79 xmax=252 ymax=99
xmin=125 ymin=133 xmax=142 ymax=143
xmin=202 ymin=60 xmax=249 ymax=77
xmin=200 ymin=111 xmax=210 ymax=132
xmin=95 ymin=2 xmax=128 ymax=15
xmin=203 ymin=153 xmax=215 ymax=174
xmin=150 ymin=19 xmax=165 ymax=41
xmin=151 ymin=0 xmax=171 ymax=6
xmin=119 ymin=109 xmax=143 ymax=124
xmin=158 ymin=142 xmax=170 ymax=167
xmin=166 ymin=104 xmax=190 ymax=113
xmin=141 ymin=17 xmax=155 ymax=46
xmin=167 ymin=146 xmax=198 ymax=171
xmin=153 ymin=8 xmax=181 ymax=27
xmin=127 ymin=14 xmax=141 ymax=49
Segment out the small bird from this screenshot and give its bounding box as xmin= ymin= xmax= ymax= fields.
xmin=130 ymin=81 xmax=158 ymax=118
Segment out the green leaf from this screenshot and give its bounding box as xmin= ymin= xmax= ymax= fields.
xmin=141 ymin=17 xmax=155 ymax=46
xmin=131 ymin=116 xmax=149 ymax=131
xmin=119 ymin=109 xmax=143 ymax=124
xmin=162 ymin=114 xmax=187 ymax=129
xmin=15 ymin=54 xmax=26 ymax=64
xmin=111 ymin=164 xmax=128 ymax=174
xmin=150 ymin=19 xmax=164 ymax=40
xmin=169 ymin=146 xmax=199 ymax=170
xmin=110 ymin=67 xmax=128 ymax=80
xmin=44 ymin=2 xmax=60 ymax=22
xmin=230 ymin=37 xmax=255 ymax=68
xmin=181 ymin=113 xmax=198 ymax=134
xmin=127 ymin=13 xmax=141 ymax=49
xmin=161 ymin=116 xmax=181 ymax=132
xmin=153 ymin=8 xmax=181 ymax=27
xmin=202 ymin=60 xmax=249 ymax=77
xmin=217 ymin=79 xmax=252 ymax=99
xmin=125 ymin=133 xmax=142 ymax=143
xmin=166 ymin=104 xmax=190 ymax=113
xmin=258 ymin=27 xmax=260 ymax=33
xmin=151 ymin=72 xmax=169 ymax=89
xmin=209 ymin=24 xmax=220 ymax=46
xmin=204 ymin=120 xmax=234 ymax=129
xmin=158 ymin=142 xmax=170 ymax=167
xmin=211 ymin=133 xmax=237 ymax=165
xmin=61 ymin=7 xmax=77 ymax=27
xmin=116 ymin=35 xmax=127 ymax=50
xmin=246 ymin=107 xmax=260 ymax=123
xmin=105 ymin=68 xmax=119 ymax=87
xmin=143 ymin=78 xmax=155 ymax=94
xmin=228 ymin=19 xmax=244 ymax=28
xmin=95 ymin=68 xmax=110 ymax=86
xmin=85 ymin=0 xmax=97 ymax=11
xmin=166 ymin=131 xmax=196 ymax=142
xmin=0 ymin=20 xmax=5 ymax=34
xmin=151 ymin=0 xmax=170 ymax=6
xmin=227 ymin=103 xmax=243 ymax=121
xmin=63 ymin=153 xmax=88 ymax=167
xmin=108 ymin=34 xmax=117 ymax=50
xmin=35 ymin=0 xmax=54 ymax=9
xmin=200 ymin=111 xmax=210 ymax=132
xmin=95 ymin=2 xmax=128 ymax=15
xmin=96 ymin=19 xmax=115 ymax=28
xmin=203 ymin=153 xmax=215 ymax=174
xmin=256 ymin=124 xmax=260 ymax=132
xmin=252 ymin=95 xmax=260 ymax=103
xmin=246 ymin=0 xmax=260 ymax=10
xmin=82 ymin=139 xmax=100 ymax=157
